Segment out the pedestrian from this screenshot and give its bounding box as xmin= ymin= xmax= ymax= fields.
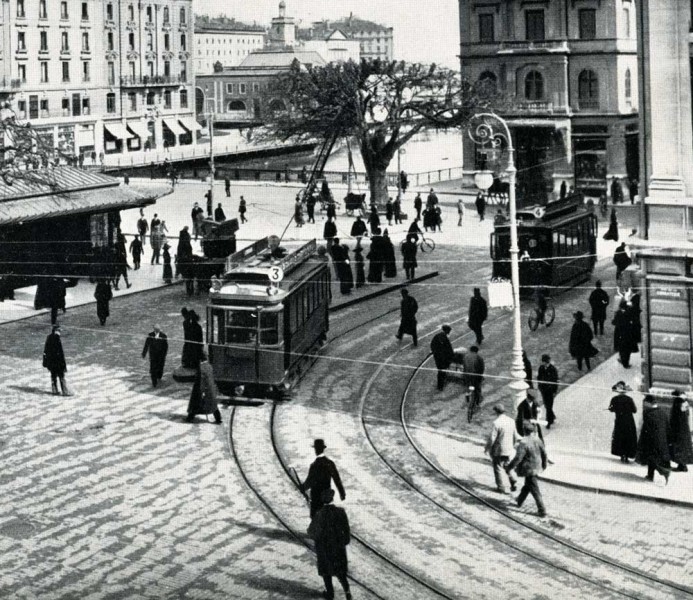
xmin=522 ymin=351 xmax=533 ymax=389
xmin=468 ymin=287 xmax=488 ymax=345
xmin=427 ymin=188 xmax=438 ymax=207
xmin=422 ymin=206 xmax=434 ymax=232
xmin=150 ymin=212 xmax=161 ymax=235
xmin=457 ymin=198 xmax=465 ymax=226
xmin=238 ymin=196 xmax=247 ymax=223
xmin=560 ymin=180 xmax=567 ymax=201
xmin=141 ymin=325 xmax=168 ymax=387
xmin=506 ymin=421 xmax=547 ymax=517
xmin=414 ymin=193 xmax=422 ymax=220
xmin=323 ymin=217 xmax=337 ymax=252
xmin=326 ymin=200 xmax=337 ymax=221
xmin=353 ymin=247 xmax=365 ymax=288
xmin=629 ymin=178 xmax=638 ymax=204
xmin=300 ymin=439 xmax=346 ymax=518
xmin=569 ymin=310 xmax=598 ymax=371
xmin=224 ymin=177 xmax=231 ymax=198
xmin=350 ymin=215 xmax=367 ymax=249
xmin=537 ymin=354 xmax=558 ymax=429
xmin=462 ymin=345 xmax=485 ymax=398
xmin=401 ymin=235 xmax=418 ymax=281
xmin=399 ymin=170 xmax=409 ymax=195
xmin=381 ymin=229 xmax=397 ymax=278
xmin=613 ymin=300 xmax=637 ymax=368
xmin=329 ymin=239 xmax=345 ymax=290
xmin=628 ymin=292 xmax=642 ymax=346
xmin=94 ymin=280 xmax=112 ymax=326
xmin=588 ymin=280 xmax=609 ymax=335
xmin=307 ymin=488 xmax=352 ymax=600
xmin=433 ymin=205 xmax=443 ymax=232
xmin=603 ymin=207 xmax=619 ymax=241
xmin=610 ymin=176 xmax=622 ymax=204
xmin=516 ymin=391 xmax=544 ymax=440
xmin=366 ymin=228 xmax=384 ymax=283
xmin=183 ymin=309 xmax=204 ymax=369
xmin=214 ymin=203 xmax=226 ymax=222
xmin=636 ymin=395 xmax=671 ymax=484
xmin=162 ymin=244 xmax=173 ymax=284
xmin=475 ymin=191 xmax=486 ymax=221
xmin=613 ymin=243 xmax=632 ymax=283
xmin=150 ymin=223 xmax=163 ymax=265
xmin=37 ymin=276 xmax=67 ymax=325
xmin=294 ymin=198 xmax=305 ymax=227
xmin=204 ymin=189 xmax=212 ymax=217
xmin=43 ymin=324 xmax=71 ymax=396
xmin=669 ymin=390 xmax=693 ymax=472
xmin=395 ymin=288 xmax=418 ymax=346
xmin=608 ymin=381 xmax=637 ymax=463
xmin=137 ymin=209 xmax=149 ymax=246
xmin=430 ymin=324 xmax=455 ymax=391
xmin=493 ymin=208 xmax=507 ymax=226
xmin=191 ymin=202 xmax=204 ymax=240
xmin=186 ymin=352 xmax=222 ymax=424
xmin=393 ymin=197 xmax=403 ymax=224
xmin=367 ymin=205 xmax=380 ymax=235
xmin=339 ymin=243 xmax=354 ymax=294
xmin=129 ymin=234 xmax=143 ymax=270
xmin=485 ymin=404 xmax=519 ymax=494
xmin=306 ymin=194 xmax=316 ymax=223
xmin=385 ymin=198 xmax=394 ymax=226
xmin=407 ymin=218 xmax=422 ymax=242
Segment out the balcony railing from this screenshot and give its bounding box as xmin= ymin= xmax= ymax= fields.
xmin=496 ymin=39 xmax=569 ymax=52
xmin=0 ymin=78 xmax=24 ymax=91
xmin=577 ymin=99 xmax=600 ymax=110
xmin=120 ymin=74 xmax=187 ymax=87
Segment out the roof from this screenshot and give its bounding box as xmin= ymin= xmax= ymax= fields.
xmin=240 ymin=50 xmax=326 ymax=68
xmin=194 ymin=16 xmax=265 ymax=33
xmin=299 ymin=17 xmax=391 ymax=39
xmin=195 ymin=26 xmax=266 ymax=35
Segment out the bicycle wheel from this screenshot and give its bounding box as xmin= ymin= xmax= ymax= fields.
xmin=527 ymin=309 xmax=540 ymax=331
xmin=545 ymin=305 xmax=556 ymax=327
xmin=420 ymin=237 xmax=435 ymax=253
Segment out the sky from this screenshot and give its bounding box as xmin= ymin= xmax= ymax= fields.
xmin=195 ymin=0 xmax=461 ymax=68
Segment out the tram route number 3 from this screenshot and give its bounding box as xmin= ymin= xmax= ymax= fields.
xmin=269 ymin=266 xmax=284 ymax=282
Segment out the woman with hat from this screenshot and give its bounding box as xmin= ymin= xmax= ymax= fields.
xmin=186 ymin=351 xmax=222 ymax=424
xmin=613 ymin=300 xmax=638 ymax=368
xmin=608 ymin=381 xmax=637 ymax=463
xmin=669 ymin=390 xmax=693 ymax=472
xmin=162 ymin=243 xmax=173 ymax=284
xmin=569 ymin=310 xmax=598 ymax=371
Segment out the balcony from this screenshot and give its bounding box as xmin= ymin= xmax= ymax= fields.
xmin=577 ymin=99 xmax=600 ymax=111
xmin=120 ymin=74 xmax=187 ymax=87
xmin=497 ymin=39 xmax=569 ymax=54
xmin=0 ymin=78 xmax=24 ymax=91
xmin=501 ymin=94 xmax=571 ymax=117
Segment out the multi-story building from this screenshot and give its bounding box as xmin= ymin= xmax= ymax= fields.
xmin=459 ymin=0 xmax=639 ymax=202
xmin=0 ymin=0 xmax=197 ymax=159
xmin=194 ymin=20 xmax=266 ymax=74
xmin=301 ymin=15 xmax=393 ymax=62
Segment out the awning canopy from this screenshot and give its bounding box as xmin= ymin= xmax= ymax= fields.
xmin=127 ymin=120 xmax=151 ymax=139
xmin=104 ymin=122 xmax=134 ymax=140
xmin=178 ymin=116 xmax=202 ymax=132
xmin=163 ymin=118 xmax=185 ymax=136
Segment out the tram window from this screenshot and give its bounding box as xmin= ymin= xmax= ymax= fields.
xmin=260 ymin=312 xmax=279 ymax=345
xmin=225 ymin=310 xmax=257 ymax=344
xmin=209 ymin=309 xmax=224 ymax=344
xmin=553 ymin=232 xmax=561 ymax=256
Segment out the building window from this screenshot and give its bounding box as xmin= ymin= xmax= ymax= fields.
xmin=81 ymin=2 xmax=89 ymax=20
xmin=29 ymin=95 xmax=39 ymax=119
xmin=239 ymin=83 xmax=247 ymax=94
xmin=180 ymin=61 xmax=187 ymax=82
xmin=18 ymin=64 xmax=26 ymax=82
xmin=40 ymin=31 xmax=48 ymax=52
xmin=128 ymin=92 xmax=137 ymax=111
xmin=82 ymin=32 xmax=90 ymax=52
xmin=625 ymin=69 xmax=632 ymax=102
xmin=578 ymin=9 xmax=596 ymax=40
xmin=146 ymin=6 xmax=153 ymax=22
xmin=524 ymin=70 xmax=544 ymax=101
xmin=147 ymin=61 xmax=154 ymax=77
xmin=179 ymin=7 xmax=186 ymax=24
xmin=525 ymin=9 xmax=545 ymax=41
xmin=60 ymin=1 xmax=68 ymax=19
xmin=107 ymin=32 xmax=114 ymax=51
xmin=253 ymin=83 xmax=260 ymax=92
xmin=163 ymin=90 xmax=171 ymax=109
xmin=40 ymin=62 xmax=49 ymax=83
xmin=164 ymin=61 xmax=170 ymax=77
xmin=163 ymin=7 xmax=169 ymax=23
xmin=62 ymin=61 xmax=70 ymax=82
xmin=129 ymin=61 xmax=135 ymax=78
xmin=108 ymin=62 xmax=115 ymax=85
xmin=146 ymin=33 xmax=153 ymax=51
xmin=226 ymin=83 xmax=234 ymax=94
xmin=39 ymin=0 xmax=47 ymax=19
xmin=478 ymin=13 xmax=494 ymax=43
xmin=17 ymin=32 xmax=26 ymax=52
xmin=164 ymin=33 xmax=170 ymax=50
xmin=180 ymin=89 xmax=188 ymax=108
xmin=623 ymin=6 xmax=631 ymax=38
xmin=82 ymin=97 xmax=90 ymax=115
xmin=62 ymin=97 xmax=69 ymax=114
xmin=40 ymin=98 xmax=49 ymax=116
xmin=128 ymin=4 xmax=134 ymax=21
xmin=478 ymin=70 xmax=497 ymax=93
xmin=128 ymin=33 xmax=135 ymax=51
xmin=106 ymin=3 xmax=113 ymax=20
xmin=82 ymin=61 xmax=90 ymax=82
xmin=107 ymin=92 xmax=116 ymax=113
xmin=17 ymin=100 xmax=26 ymax=118
xmin=72 ymin=93 xmax=81 ymax=116
xmin=146 ymin=91 xmax=155 ymax=105
xmin=181 ymin=34 xmax=187 ymax=51
xmin=578 ymin=69 xmax=599 ymax=109
xmin=61 ymin=32 xmax=69 ymax=52
xmin=17 ymin=0 xmax=25 ymax=18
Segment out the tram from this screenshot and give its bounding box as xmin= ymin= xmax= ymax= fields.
xmin=206 ymin=236 xmax=331 ymax=397
xmin=490 ymin=194 xmax=598 ymax=297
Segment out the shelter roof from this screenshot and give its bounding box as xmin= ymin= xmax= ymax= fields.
xmin=240 ymin=50 xmax=326 ymax=68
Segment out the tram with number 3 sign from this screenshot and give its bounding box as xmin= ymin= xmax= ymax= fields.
xmin=206 ymin=236 xmax=331 ymax=398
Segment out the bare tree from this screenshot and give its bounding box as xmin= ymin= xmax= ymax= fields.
xmin=262 ymin=59 xmax=496 ymax=206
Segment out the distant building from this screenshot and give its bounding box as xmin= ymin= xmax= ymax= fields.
xmin=301 ymin=15 xmax=393 ymax=61
xmin=194 ymin=18 xmax=266 ymax=74
xmin=458 ymin=0 xmax=638 ymax=202
xmin=301 ymin=29 xmax=360 ymax=64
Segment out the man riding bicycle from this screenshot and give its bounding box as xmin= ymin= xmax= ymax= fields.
xmin=533 ymin=286 xmax=548 ymax=326
xmin=462 ymin=346 xmax=485 ymax=403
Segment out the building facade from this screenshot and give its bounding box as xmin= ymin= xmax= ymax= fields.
xmin=459 ymin=0 xmax=639 ymax=202
xmin=194 ymin=25 xmax=266 ymax=74
xmin=300 ymin=16 xmax=393 ymax=62
xmin=0 ymin=0 xmax=197 ymax=160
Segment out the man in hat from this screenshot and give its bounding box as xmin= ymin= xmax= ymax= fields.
xmin=636 ymin=395 xmax=671 ymax=484
xmin=537 ymin=355 xmax=559 ymax=429
xmin=142 ymin=325 xmax=168 ymax=387
xmin=588 ymin=280 xmax=609 ymax=335
xmin=301 ymin=439 xmax=346 ymax=518
xmin=307 ymin=488 xmax=352 ymax=600
xmin=430 ymin=324 xmax=456 ymax=391
xmin=516 ymin=391 xmax=544 ymax=441
xmin=43 ymin=324 xmax=71 ymax=396
xmin=506 ymin=421 xmax=548 ymax=517
xmin=485 ymin=404 xmax=519 ymax=494
xmin=396 ymin=288 xmax=418 ymax=347
xmin=569 ymin=310 xmax=596 ymax=371
xmin=468 ymin=288 xmax=488 ymax=346
xmin=214 ymin=202 xmax=226 ymax=223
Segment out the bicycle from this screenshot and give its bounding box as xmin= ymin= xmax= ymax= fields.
xmin=400 ymin=235 xmax=435 ymax=254
xmin=466 ymin=385 xmax=482 ymax=423
xmin=527 ymin=298 xmax=556 ymax=331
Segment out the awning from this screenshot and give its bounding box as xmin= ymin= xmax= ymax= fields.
xmin=178 ymin=116 xmax=202 ymax=132
xmin=163 ymin=118 xmax=185 ymax=136
xmin=104 ymin=122 xmax=134 ymax=140
xmin=127 ymin=120 xmax=151 ymax=140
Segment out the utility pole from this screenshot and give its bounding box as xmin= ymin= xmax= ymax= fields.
xmin=206 ymin=108 xmax=215 ymax=217
xmin=397 ymin=147 xmax=402 ymax=201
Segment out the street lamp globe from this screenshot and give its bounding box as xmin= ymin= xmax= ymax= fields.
xmin=474 ymin=170 xmax=494 ymax=191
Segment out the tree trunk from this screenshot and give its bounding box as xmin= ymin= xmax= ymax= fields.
xmin=366 ymin=166 xmax=390 ymax=209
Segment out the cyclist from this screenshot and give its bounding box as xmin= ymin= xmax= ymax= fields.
xmin=533 ymin=286 xmax=548 ymax=326
xmin=462 ymin=345 xmax=485 ymax=403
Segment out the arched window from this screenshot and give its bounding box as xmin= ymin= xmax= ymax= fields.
xmin=478 ymin=70 xmax=497 ymax=93
xmin=524 ymin=70 xmax=543 ymax=101
xmin=578 ymin=70 xmax=599 ymax=109
xmin=625 ymin=69 xmax=632 ymax=101
xmin=163 ymin=7 xmax=169 ymax=23
xmin=179 ymin=7 xmax=186 ymax=24
xmin=227 ymin=100 xmax=247 ymax=112
xmin=268 ymin=99 xmax=286 ymax=113
xmin=622 ymin=6 xmax=631 ymax=38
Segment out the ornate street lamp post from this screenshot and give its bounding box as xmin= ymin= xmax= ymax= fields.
xmin=469 ymin=113 xmax=528 ymax=407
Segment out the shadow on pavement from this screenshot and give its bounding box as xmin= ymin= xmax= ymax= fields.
xmin=8 ymin=385 xmax=54 ymax=396
xmin=233 ymin=574 xmax=322 ymax=598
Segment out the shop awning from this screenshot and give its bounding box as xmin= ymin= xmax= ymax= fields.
xmin=104 ymin=122 xmax=134 ymax=140
xmin=178 ymin=116 xmax=202 ymax=132
xmin=127 ymin=120 xmax=151 ymax=139
xmin=163 ymin=118 xmax=185 ymax=136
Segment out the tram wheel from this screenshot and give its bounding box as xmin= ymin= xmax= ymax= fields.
xmin=545 ymin=305 xmax=556 ymax=327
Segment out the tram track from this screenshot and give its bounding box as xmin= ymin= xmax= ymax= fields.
xmin=357 ymin=324 xmax=693 ymax=599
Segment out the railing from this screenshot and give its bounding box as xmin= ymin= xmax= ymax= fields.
xmin=0 ymin=78 xmax=24 ymax=91
xmin=577 ymin=99 xmax=600 ymax=110
xmin=120 ymin=74 xmax=187 ymax=86
xmin=497 ymin=39 xmax=569 ymax=52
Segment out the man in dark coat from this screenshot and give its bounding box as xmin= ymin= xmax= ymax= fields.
xmin=537 ymin=354 xmax=558 ymax=428
xmin=637 ymin=395 xmax=671 ymax=483
xmin=224 ymin=177 xmax=231 ymax=197
xmin=306 ymin=194 xmax=317 ymax=223
xmin=430 ymin=324 xmax=455 ymax=391
xmin=462 ymin=345 xmax=485 ymax=397
xmin=468 ymin=287 xmax=488 ymax=345
xmin=191 ymin=202 xmax=204 ymax=240
xmin=613 ymin=300 xmax=637 ymax=368
xmin=506 ymin=421 xmax=547 ymax=517
xmin=396 ymin=289 xmax=418 ymax=346
xmin=307 ymin=488 xmax=352 ymax=600
xmin=414 ymin=193 xmax=422 ymax=220
xmin=381 ymin=229 xmax=397 ymax=278
xmin=43 ymin=324 xmax=70 ymax=395
xmin=367 ymin=206 xmax=380 ymax=235
xmin=522 ymin=351 xmax=533 ymax=389
xmin=569 ymin=310 xmax=596 ymax=371
xmin=137 ymin=210 xmax=149 ymax=246
xmin=559 ymin=180 xmax=567 ymax=201
xmin=366 ymin=229 xmax=384 ymax=283
xmin=393 ymin=197 xmax=403 ymax=224
xmin=214 ymin=203 xmax=226 ymax=222
xmin=608 ymin=381 xmax=637 ymax=462
xmin=613 ymin=243 xmax=632 ymax=282
xmin=323 ymin=217 xmax=337 ymax=252
xmin=385 ymin=198 xmax=394 ymax=225
xmin=588 ymin=280 xmax=609 ymax=335
xmin=94 ymin=281 xmax=113 ymax=326
xmin=515 ymin=391 xmax=543 ymax=441
xmin=475 ymin=192 xmax=486 ymax=221
xmin=610 ymin=176 xmax=622 ymax=204
xmin=129 ymin=234 xmax=143 ymax=270
xmin=399 ymin=170 xmax=409 ymax=195
xmin=401 ymin=236 xmax=418 ymax=280
xmin=350 ymin=215 xmax=367 ymax=249
xmin=142 ymin=325 xmax=168 ymax=387
xmin=300 ymin=439 xmax=346 ymax=518
xmin=353 ymin=247 xmax=365 ymax=288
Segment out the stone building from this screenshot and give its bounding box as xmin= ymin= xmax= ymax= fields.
xmin=194 ymin=20 xmax=266 ymax=74
xmin=301 ymin=15 xmax=393 ymax=62
xmin=0 ymin=0 xmax=198 ymax=160
xmin=458 ymin=0 xmax=639 ymax=202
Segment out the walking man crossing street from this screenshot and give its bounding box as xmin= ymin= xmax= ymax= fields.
xmin=507 ymin=421 xmax=547 ymax=517
xmin=142 ymin=325 xmax=168 ymax=387
xmin=300 ymin=439 xmax=346 ymax=518
xmin=396 ymin=288 xmax=418 ymax=346
xmin=485 ymin=404 xmax=519 ymax=494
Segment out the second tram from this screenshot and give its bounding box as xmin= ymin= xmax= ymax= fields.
xmin=490 ymin=194 xmax=598 ymax=297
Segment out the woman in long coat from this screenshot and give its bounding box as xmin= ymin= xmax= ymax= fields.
xmin=636 ymin=394 xmax=671 ymax=481
xmin=180 ymin=308 xmax=200 ymax=369
xmin=186 ymin=354 xmax=222 ymax=423
xmin=381 ymin=229 xmax=397 ymax=279
xmin=608 ymin=382 xmax=638 ymax=462
xmin=366 ymin=232 xmax=383 ymax=283
xmin=162 ymin=244 xmax=173 ymax=284
xmin=613 ymin=300 xmax=638 ymax=368
xmin=94 ymin=281 xmax=113 ymax=326
xmin=669 ymin=391 xmax=693 ymax=471
xmin=367 ymin=206 xmax=380 ymax=235
xmin=569 ymin=310 xmax=597 ymax=371
xmin=339 ymin=244 xmax=354 ymax=294
xmin=603 ymin=208 xmax=619 ymax=241
xmin=353 ymin=248 xmax=365 ymax=288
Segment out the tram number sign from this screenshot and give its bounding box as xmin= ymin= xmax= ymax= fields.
xmin=269 ymin=266 xmax=284 ymax=282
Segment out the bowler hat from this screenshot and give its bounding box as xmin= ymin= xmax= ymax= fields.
xmin=312 ymin=439 xmax=326 ymax=451
xmin=52 ymin=324 xmax=61 ymax=331
xmin=611 ymin=381 xmax=632 ymax=392
xmin=321 ymin=488 xmax=335 ymax=503
xmin=492 ymin=404 xmax=506 ymax=414
xmin=573 ymin=310 xmax=584 ymax=319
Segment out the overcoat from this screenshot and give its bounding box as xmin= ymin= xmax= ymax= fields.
xmin=515 ymin=398 xmax=542 ymax=438
xmin=669 ymin=402 xmax=693 ymax=465
xmin=308 ymin=504 xmax=350 ymax=577
xmin=608 ymin=394 xmax=638 ymax=458
xmin=323 ymin=220 xmax=337 ymax=242
xmin=399 ymin=296 xmax=418 ymax=336
xmin=43 ymin=333 xmax=66 ymax=375
xmin=382 ymin=235 xmax=397 ymax=278
xmin=401 ymin=240 xmax=418 ymax=271
xmin=350 ymin=219 xmax=367 ymax=238
xmin=302 ymin=456 xmax=346 ymax=517
xmin=162 ymin=248 xmax=173 ymax=282
xmin=613 ymin=309 xmax=638 ymax=353
xmin=507 ymin=435 xmax=547 ymax=477
xmin=366 ymin=235 xmax=384 ymax=283
xmin=187 ymin=361 xmax=219 ymax=415
xmin=94 ymin=282 xmax=112 ymax=321
xmin=353 ymin=250 xmax=365 ymax=287
xmin=569 ymin=320 xmax=596 ymax=358
xmin=182 ymin=319 xmax=204 ymax=369
xmin=142 ymin=331 xmax=168 ymax=379
xmin=468 ymin=296 xmax=488 ymax=329
xmin=636 ymin=405 xmax=671 ymax=465
xmin=589 ymin=288 xmax=610 ymax=319
xmin=430 ymin=331 xmax=454 ymax=370
xmin=385 ymin=201 xmax=394 ymax=222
